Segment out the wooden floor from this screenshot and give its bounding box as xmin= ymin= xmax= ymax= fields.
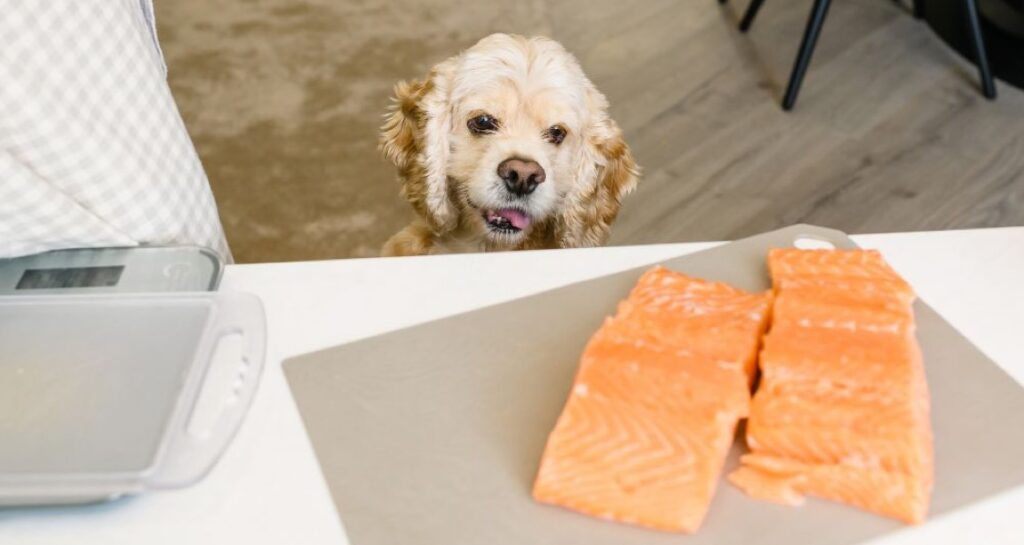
xmin=601 ymin=0 xmax=1024 ymax=246
xmin=159 ymin=0 xmax=1024 ymax=261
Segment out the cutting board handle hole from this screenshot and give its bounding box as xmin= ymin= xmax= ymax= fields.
xmin=793 ymin=236 xmax=836 ymax=250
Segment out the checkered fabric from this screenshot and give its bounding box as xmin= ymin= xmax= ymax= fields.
xmin=0 ymin=0 xmax=231 ymax=261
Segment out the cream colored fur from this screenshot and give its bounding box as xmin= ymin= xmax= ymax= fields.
xmin=380 ymin=33 xmax=639 ymax=256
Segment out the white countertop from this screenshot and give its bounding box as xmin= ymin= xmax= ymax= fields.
xmin=2 ymin=228 xmax=1022 ymax=544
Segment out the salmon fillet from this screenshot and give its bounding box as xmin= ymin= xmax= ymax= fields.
xmin=729 ymin=249 xmax=933 ymax=524
xmin=533 ymin=267 xmax=772 ymax=533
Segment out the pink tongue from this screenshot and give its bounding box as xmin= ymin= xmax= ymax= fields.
xmin=494 ymin=208 xmax=530 ymax=230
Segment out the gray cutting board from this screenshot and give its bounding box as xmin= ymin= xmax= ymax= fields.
xmin=284 ymin=225 xmax=1024 ymax=544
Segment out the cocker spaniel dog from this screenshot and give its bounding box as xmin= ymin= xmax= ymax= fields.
xmin=379 ymin=33 xmax=639 ymax=256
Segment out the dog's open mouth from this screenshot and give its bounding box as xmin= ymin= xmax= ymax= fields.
xmin=482 ymin=208 xmax=531 ymax=234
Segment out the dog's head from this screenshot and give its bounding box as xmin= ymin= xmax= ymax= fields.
xmin=380 ymin=33 xmax=639 ymax=250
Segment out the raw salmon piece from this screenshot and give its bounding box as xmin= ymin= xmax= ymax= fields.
xmin=767 ymin=248 xmax=914 ymax=301
xmin=729 ymin=249 xmax=933 ymax=524
xmin=533 ymin=267 xmax=771 ymax=533
xmin=613 ymin=267 xmax=772 ymax=382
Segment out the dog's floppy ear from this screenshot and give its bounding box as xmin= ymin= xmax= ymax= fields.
xmin=557 ymin=87 xmax=640 ymax=247
xmin=379 ymin=58 xmax=458 ymax=233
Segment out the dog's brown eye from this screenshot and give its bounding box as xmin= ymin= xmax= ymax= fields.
xmin=545 ymin=125 xmax=567 ymax=145
xmin=468 ymin=114 xmax=499 ymax=134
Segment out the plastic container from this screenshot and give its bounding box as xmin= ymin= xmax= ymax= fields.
xmin=0 ymin=291 xmax=266 ymax=505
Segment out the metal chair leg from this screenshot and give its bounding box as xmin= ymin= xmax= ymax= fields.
xmin=913 ymin=0 xmax=925 ymax=19
xmin=782 ymin=0 xmax=833 ymax=110
xmin=740 ymin=0 xmax=766 ymax=32
xmin=964 ymin=0 xmax=997 ymax=99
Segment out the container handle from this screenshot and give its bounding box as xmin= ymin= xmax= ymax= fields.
xmin=147 ymin=291 xmax=266 ymax=488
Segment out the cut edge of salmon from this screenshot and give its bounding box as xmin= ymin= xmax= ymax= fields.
xmin=728 ymin=453 xmax=931 ymax=524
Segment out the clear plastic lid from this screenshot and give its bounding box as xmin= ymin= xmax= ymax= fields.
xmin=0 ymin=291 xmax=265 ymax=505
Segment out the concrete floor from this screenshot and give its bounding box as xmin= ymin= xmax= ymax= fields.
xmin=157 ymin=0 xmax=1024 ymax=263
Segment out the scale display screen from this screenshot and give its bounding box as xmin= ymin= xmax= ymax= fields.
xmin=16 ymin=266 xmax=125 ymax=290
xmin=0 ymin=246 xmax=222 ymax=294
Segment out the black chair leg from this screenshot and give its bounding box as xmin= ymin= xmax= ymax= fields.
xmin=912 ymin=0 xmax=925 ymax=19
xmin=740 ymin=0 xmax=766 ymax=32
xmin=782 ymin=0 xmax=832 ymax=110
xmin=964 ymin=0 xmax=997 ymax=99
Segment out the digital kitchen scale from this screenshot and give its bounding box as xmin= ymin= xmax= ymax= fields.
xmin=0 ymin=246 xmax=265 ymax=506
xmin=0 ymin=246 xmax=223 ymax=295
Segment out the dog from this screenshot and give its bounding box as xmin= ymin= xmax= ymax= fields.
xmin=379 ymin=33 xmax=639 ymax=256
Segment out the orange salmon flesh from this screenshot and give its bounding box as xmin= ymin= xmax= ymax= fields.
xmin=728 ymin=248 xmax=933 ymax=524
xmin=533 ymin=249 xmax=933 ymax=532
xmin=532 ymin=267 xmax=772 ymax=532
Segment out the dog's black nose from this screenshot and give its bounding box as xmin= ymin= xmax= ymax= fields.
xmin=497 ymin=158 xmax=546 ymax=196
